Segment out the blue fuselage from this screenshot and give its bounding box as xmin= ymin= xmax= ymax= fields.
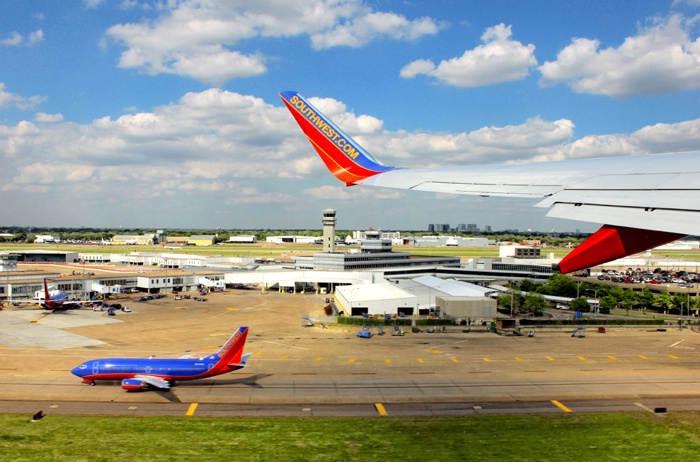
xmin=71 ymin=354 xmax=225 ymax=382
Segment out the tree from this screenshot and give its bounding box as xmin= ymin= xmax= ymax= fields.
xmin=607 ymin=286 xmax=625 ymax=303
xmin=538 ymin=273 xmax=578 ymax=297
xmin=522 ymin=293 xmax=547 ymax=315
xmin=673 ymin=292 xmax=690 ymax=315
xmin=656 ymin=292 xmax=675 ymax=312
xmin=620 ymin=289 xmax=639 ymax=315
xmin=689 ymin=295 xmax=700 ymax=315
xmin=599 ymin=295 xmax=618 ymax=312
xmin=571 ymin=297 xmax=591 ymax=313
xmin=497 ymin=293 xmax=514 ymax=312
xmin=638 ymin=288 xmax=656 ymax=311
xmin=519 ymin=279 xmax=540 ymax=293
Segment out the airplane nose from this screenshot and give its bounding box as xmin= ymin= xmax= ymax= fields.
xmin=71 ymin=365 xmax=85 ymax=377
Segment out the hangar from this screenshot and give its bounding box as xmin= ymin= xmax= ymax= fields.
xmin=335 ymin=283 xmax=416 ymax=317
xmin=334 ymin=275 xmax=499 ymax=318
xmin=0 ymin=250 xmax=79 ymax=264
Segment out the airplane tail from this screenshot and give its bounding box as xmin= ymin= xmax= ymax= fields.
xmin=212 ymin=327 xmax=249 ymax=372
xmin=43 ymin=278 xmax=55 ymax=309
xmin=279 ymin=91 xmax=395 ymax=186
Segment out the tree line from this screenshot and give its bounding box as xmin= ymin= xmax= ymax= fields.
xmin=497 ymin=273 xmax=698 ymax=316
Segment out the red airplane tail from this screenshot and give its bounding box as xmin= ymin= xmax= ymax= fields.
xmin=210 ymin=327 xmax=249 ymax=374
xmin=43 ymin=278 xmax=56 ymax=310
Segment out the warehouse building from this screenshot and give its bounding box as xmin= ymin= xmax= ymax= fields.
xmin=335 ymin=283 xmax=416 ymax=317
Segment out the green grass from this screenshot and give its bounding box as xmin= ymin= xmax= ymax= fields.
xmin=3 ymin=413 xmax=700 ymax=461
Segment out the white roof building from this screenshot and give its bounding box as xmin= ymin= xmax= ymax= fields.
xmin=335 ymin=283 xmax=416 ymax=317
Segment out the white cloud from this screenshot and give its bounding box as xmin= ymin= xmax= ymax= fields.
xmin=310 ymin=10 xmax=443 ymax=49
xmin=84 ymin=0 xmax=104 ymax=8
xmin=3 ymin=89 xmax=700 ymax=228
xmin=529 ymin=117 xmax=700 ymax=162
xmin=106 ymin=0 xmax=443 ymax=84
xmin=0 ymin=29 xmax=43 ymax=46
xmin=304 ymin=184 xmax=404 ymax=201
xmin=539 ymin=14 xmax=700 ymax=97
xmin=170 ymin=47 xmax=267 ymax=86
xmin=34 ymin=112 xmax=64 ymax=123
xmin=400 ymin=23 xmax=537 ymax=87
xmin=0 ymin=83 xmax=46 ymax=110
xmin=27 ymin=30 xmax=44 ymax=45
xmin=1 ymin=31 xmax=23 ymax=46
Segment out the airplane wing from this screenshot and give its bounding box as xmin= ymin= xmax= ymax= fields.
xmin=134 ymin=375 xmax=171 ymax=389
xmin=279 ymin=91 xmax=700 ymax=273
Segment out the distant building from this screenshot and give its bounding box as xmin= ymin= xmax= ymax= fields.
xmin=415 ymin=236 xmax=494 ymax=247
xmin=188 ymin=235 xmax=217 ymax=246
xmin=34 ymin=235 xmax=55 ymax=243
xmin=429 ymin=224 xmax=450 ymax=232
xmin=266 ymin=236 xmax=321 ymax=244
xmin=112 ymin=233 xmax=159 ymax=245
xmin=228 ymin=235 xmax=257 ymax=244
xmin=499 ymin=245 xmax=541 ymax=258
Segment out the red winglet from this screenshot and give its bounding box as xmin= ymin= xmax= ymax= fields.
xmin=559 ymin=225 xmax=685 ymax=274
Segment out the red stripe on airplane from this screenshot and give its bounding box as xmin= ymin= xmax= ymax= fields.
xmin=559 ymin=225 xmax=685 ymax=274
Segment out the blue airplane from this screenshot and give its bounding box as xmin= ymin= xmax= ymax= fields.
xmin=71 ymin=326 xmax=250 ymax=391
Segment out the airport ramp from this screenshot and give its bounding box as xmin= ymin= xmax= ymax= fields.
xmin=0 ymin=310 xmax=120 ymax=349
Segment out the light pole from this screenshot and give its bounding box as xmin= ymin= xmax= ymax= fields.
xmin=586 ymin=288 xmax=606 ymax=319
xmin=681 ymin=302 xmax=684 ymax=322
xmin=510 ymin=281 xmax=515 ymax=318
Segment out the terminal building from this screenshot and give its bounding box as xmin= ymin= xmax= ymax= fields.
xmin=294 ymin=228 xmax=460 ymax=271
xmin=0 ymin=210 xmax=553 ymax=319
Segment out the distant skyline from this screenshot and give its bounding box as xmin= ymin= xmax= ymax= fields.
xmin=2 ymin=1 xmax=700 ymax=232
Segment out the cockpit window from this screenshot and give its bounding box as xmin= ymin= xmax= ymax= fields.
xmin=79 ymin=365 xmax=87 ymax=369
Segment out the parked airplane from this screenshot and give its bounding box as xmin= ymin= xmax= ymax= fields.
xmin=280 ymin=91 xmax=700 ymax=273
xmin=38 ymin=278 xmax=91 ymax=310
xmin=71 ymin=326 xmax=250 ymax=391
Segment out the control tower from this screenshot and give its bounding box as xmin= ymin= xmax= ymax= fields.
xmin=322 ymin=208 xmax=337 ymax=253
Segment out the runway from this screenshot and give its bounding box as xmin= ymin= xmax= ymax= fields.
xmin=1 ymin=290 xmax=699 ymax=417
xmin=3 ymin=397 xmax=700 ymax=418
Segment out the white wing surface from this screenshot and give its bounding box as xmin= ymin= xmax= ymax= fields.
xmin=280 ymin=91 xmax=700 ymax=273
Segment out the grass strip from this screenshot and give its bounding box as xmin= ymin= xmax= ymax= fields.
xmin=3 ymin=412 xmax=700 ymax=461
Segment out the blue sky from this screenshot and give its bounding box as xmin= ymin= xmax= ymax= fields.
xmin=2 ymin=0 xmax=700 ymax=233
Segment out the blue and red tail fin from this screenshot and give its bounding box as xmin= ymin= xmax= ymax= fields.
xmin=210 ymin=326 xmax=249 ymax=374
xmin=279 ymin=91 xmax=395 ymax=185
xmin=215 ymin=326 xmax=249 ymax=364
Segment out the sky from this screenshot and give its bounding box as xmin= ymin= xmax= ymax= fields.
xmin=1 ymin=0 xmax=700 ymax=233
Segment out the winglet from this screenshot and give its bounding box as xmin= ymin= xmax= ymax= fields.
xmin=279 ymin=91 xmax=395 ymax=185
